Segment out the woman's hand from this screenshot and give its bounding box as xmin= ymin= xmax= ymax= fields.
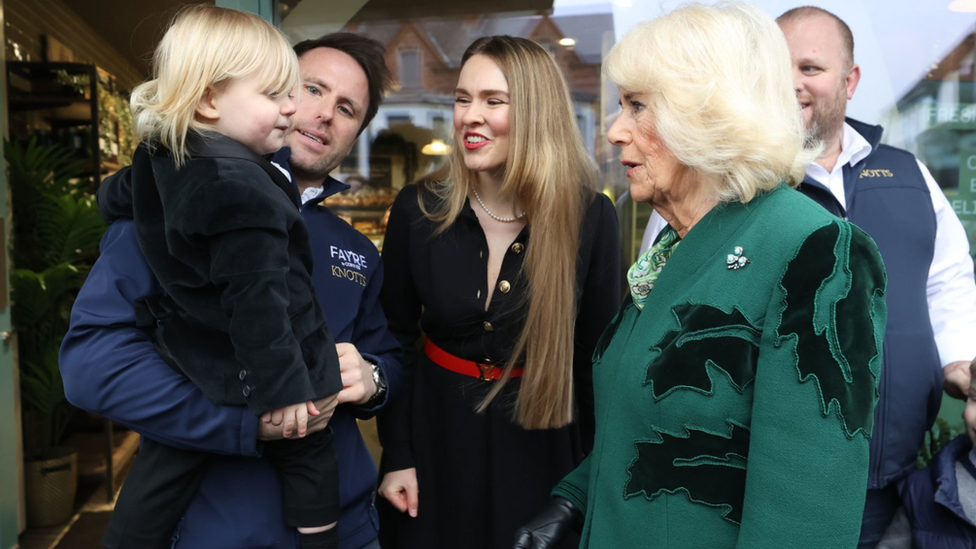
xmin=379 ymin=467 xmax=419 ymax=517
xmin=512 ymin=497 xmax=582 ymax=549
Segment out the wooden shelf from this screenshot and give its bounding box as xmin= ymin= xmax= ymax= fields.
xmin=64 ymin=429 xmax=139 ymax=484
xmin=6 ymin=61 xmax=113 ymax=189
xmin=8 ymin=96 xmax=89 ymax=112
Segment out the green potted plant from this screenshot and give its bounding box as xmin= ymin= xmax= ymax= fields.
xmin=6 ymin=137 xmax=106 ymax=526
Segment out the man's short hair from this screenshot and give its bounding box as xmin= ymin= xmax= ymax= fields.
xmin=294 ymin=33 xmax=393 ymax=134
xmin=777 ymin=6 xmax=855 ymax=68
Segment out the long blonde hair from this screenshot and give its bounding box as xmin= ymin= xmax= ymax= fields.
xmin=130 ymin=5 xmax=299 ymax=167
xmin=423 ymin=36 xmax=596 ymax=430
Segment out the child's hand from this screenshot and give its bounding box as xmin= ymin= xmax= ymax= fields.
xmin=261 ymin=401 xmax=321 ymax=438
xmin=259 ymin=397 xmax=336 ymax=440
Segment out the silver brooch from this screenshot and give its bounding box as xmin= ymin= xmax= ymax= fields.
xmin=727 ymin=246 xmax=750 ymax=270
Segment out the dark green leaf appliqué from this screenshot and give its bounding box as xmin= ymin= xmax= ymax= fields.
xmin=645 ymin=304 xmax=761 ymax=400
xmin=776 ymin=222 xmax=884 ymax=438
xmin=592 ymin=298 xmax=633 ymax=365
xmin=625 ymin=422 xmax=750 ymax=524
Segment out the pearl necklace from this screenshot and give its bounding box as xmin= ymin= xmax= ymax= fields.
xmin=471 ymin=186 xmax=526 ymax=223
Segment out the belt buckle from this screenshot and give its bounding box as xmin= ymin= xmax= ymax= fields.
xmin=476 ymin=363 xmax=493 ymax=382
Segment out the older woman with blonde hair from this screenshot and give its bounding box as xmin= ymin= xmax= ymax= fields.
xmin=514 ymin=3 xmax=887 ymax=549
xmin=377 ymin=35 xmax=621 ymax=549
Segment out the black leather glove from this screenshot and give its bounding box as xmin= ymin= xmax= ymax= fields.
xmin=512 ymin=497 xmax=582 ymax=549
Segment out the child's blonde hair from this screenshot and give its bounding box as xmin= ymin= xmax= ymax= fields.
xmin=131 ymin=5 xmax=299 ymax=167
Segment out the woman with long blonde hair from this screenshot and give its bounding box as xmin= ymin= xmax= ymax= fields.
xmin=376 ymin=35 xmax=621 ymax=549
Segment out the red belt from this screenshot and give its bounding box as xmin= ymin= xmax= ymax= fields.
xmin=424 ymin=339 xmax=523 ymax=381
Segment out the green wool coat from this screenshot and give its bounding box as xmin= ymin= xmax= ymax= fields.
xmin=553 ymin=184 xmax=887 ymax=548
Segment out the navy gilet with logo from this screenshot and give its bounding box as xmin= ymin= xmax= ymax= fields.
xmin=798 ymin=117 xmax=941 ymax=490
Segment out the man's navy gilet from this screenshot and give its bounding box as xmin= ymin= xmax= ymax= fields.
xmin=799 ymin=118 xmax=942 ymax=489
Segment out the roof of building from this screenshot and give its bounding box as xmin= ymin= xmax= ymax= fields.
xmin=353 ymin=12 xmax=613 ymax=67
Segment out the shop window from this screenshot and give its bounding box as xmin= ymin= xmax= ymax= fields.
xmin=276 ymin=0 xmax=976 ymax=264
xmin=431 ymin=116 xmax=448 ymax=138
xmin=387 ymin=115 xmax=412 ymax=128
xmin=398 ymin=49 xmax=421 ymax=90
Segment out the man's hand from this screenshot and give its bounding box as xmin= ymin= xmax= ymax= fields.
xmin=965 ymin=361 xmax=976 ymax=446
xmin=379 ymin=467 xmax=419 ymax=517
xmin=944 ymin=360 xmax=972 ymax=400
xmin=336 ymin=342 xmax=378 ymax=405
xmin=258 ymin=394 xmax=338 ymax=441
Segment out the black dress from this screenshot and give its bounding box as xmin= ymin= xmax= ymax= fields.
xmin=377 ymin=184 xmax=622 ymax=549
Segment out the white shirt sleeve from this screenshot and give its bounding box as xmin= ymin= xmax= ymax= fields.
xmin=640 ymin=210 xmax=670 ymax=255
xmin=920 ymin=159 xmax=976 ymax=367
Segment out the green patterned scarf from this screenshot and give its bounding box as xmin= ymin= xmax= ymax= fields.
xmin=627 ymin=225 xmax=681 ymax=310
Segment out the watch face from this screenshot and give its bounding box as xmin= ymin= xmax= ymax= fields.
xmin=371 ymin=362 xmax=386 ymax=391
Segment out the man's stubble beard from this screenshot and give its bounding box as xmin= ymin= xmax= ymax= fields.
xmin=288 ymin=132 xmax=360 ymax=185
xmin=291 ymin=150 xmax=344 ymax=184
xmin=804 ymin=84 xmax=848 ymax=150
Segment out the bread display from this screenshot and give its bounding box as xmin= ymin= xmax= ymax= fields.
xmin=324 ymin=185 xmax=398 ymax=208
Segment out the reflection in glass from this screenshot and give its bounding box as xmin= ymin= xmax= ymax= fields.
xmin=279 ymin=1 xmax=976 ymax=264
xmin=884 ymin=25 xmax=976 ymax=253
